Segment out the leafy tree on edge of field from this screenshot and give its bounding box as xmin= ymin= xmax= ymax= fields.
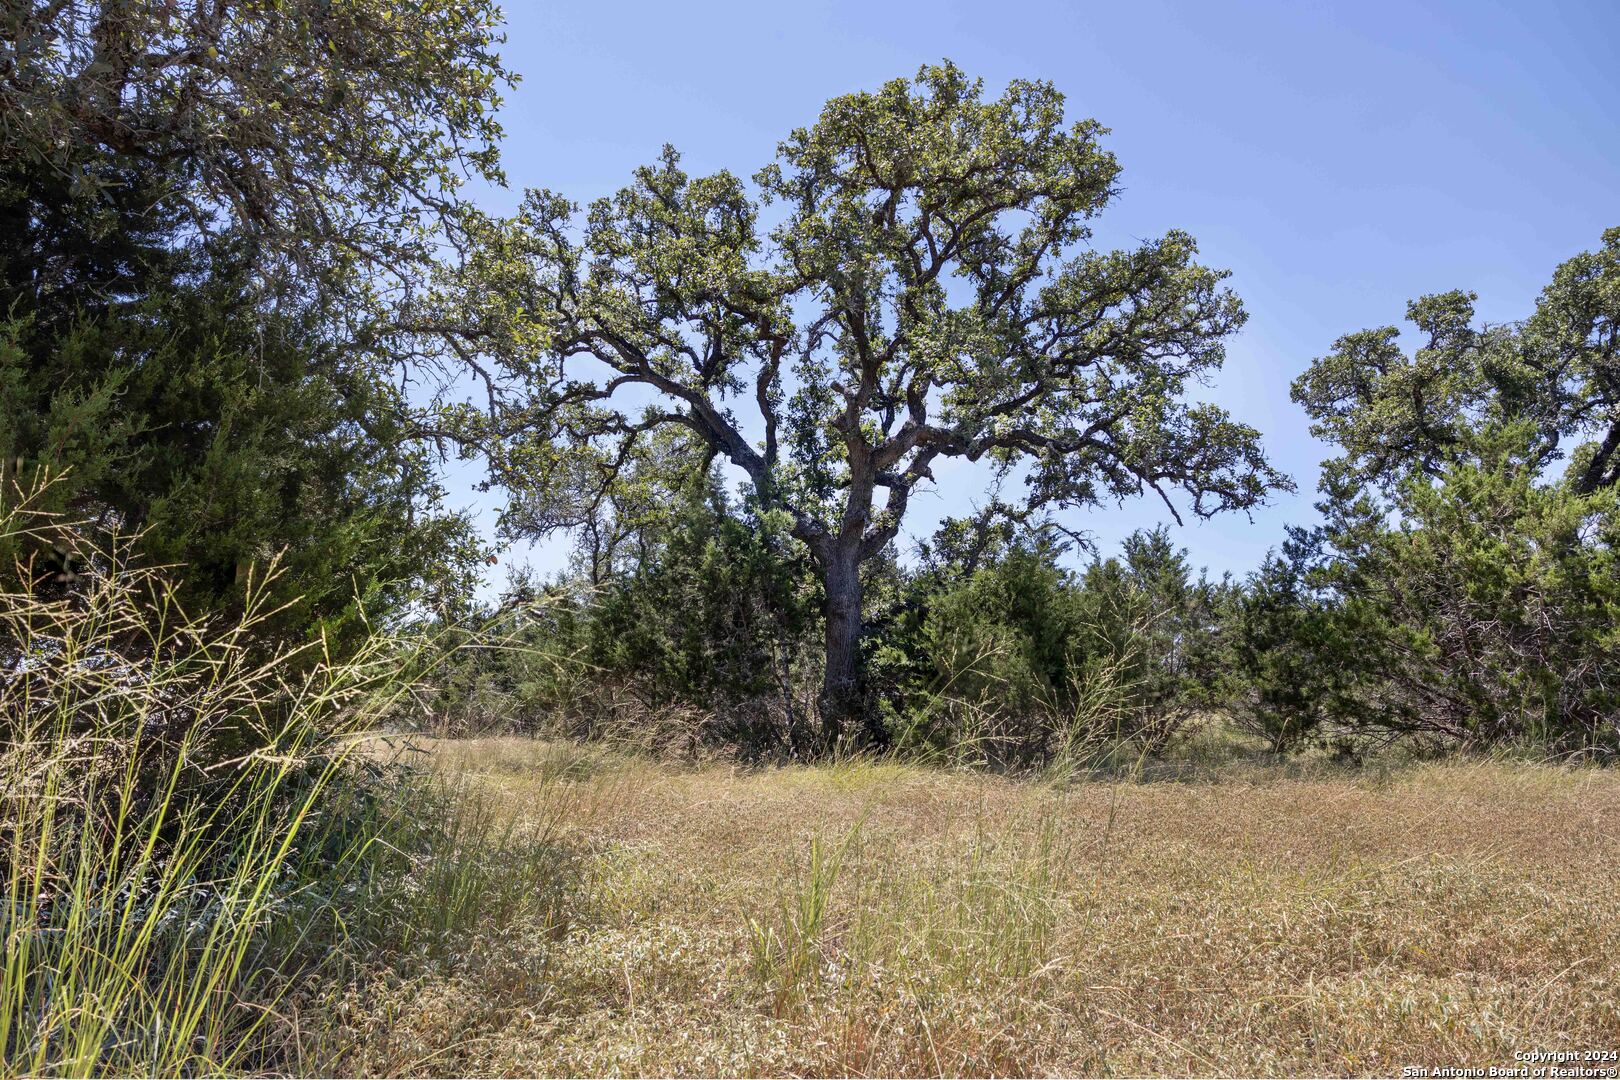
xmin=1283 ymin=230 xmax=1620 ymax=751
xmin=431 ymin=62 xmax=1289 ymax=747
xmin=0 ymin=0 xmax=518 ymax=645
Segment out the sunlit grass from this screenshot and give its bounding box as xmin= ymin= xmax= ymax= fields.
xmin=314 ymin=735 xmax=1619 ymax=1077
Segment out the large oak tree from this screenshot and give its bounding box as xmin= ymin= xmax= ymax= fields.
xmin=438 ymin=64 xmax=1288 ymax=743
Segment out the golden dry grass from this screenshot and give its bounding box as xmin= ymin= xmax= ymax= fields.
xmin=312 ymin=736 xmax=1620 ymax=1077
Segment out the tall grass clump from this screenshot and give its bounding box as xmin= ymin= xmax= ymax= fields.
xmin=747 ymin=823 xmax=860 ymax=1009
xmin=741 ymin=808 xmax=1076 ymax=1073
xmin=0 ymin=486 xmax=430 ymax=1077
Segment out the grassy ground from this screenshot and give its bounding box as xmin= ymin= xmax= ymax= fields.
xmin=307 ymin=735 xmax=1620 ymax=1077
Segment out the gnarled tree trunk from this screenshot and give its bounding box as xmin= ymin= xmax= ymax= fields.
xmin=817 ymin=540 xmax=864 ymax=751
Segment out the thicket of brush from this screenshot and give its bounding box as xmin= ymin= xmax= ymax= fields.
xmin=422 ymin=437 xmax=1620 ymax=766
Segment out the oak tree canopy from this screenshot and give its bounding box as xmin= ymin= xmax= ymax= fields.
xmin=434 ymin=63 xmax=1288 ymax=742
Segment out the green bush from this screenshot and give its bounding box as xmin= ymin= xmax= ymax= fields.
xmin=422 ymin=469 xmax=820 ymax=758
xmin=0 ymin=275 xmax=483 ymax=660
xmin=1310 ymin=425 xmax=1620 ymax=752
xmin=880 ymin=527 xmax=1225 ymax=769
xmin=1215 ymin=540 xmax=1345 ymax=753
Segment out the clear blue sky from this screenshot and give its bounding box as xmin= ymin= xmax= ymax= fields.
xmin=451 ymin=0 xmax=1619 ymax=588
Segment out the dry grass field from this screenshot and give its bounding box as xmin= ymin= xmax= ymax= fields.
xmin=306 ymin=736 xmax=1620 ymax=1077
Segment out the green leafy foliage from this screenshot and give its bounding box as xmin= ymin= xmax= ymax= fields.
xmin=424 ymin=458 xmax=819 ymax=757
xmin=2 ymin=0 xmax=514 ymax=309
xmin=1275 ymin=229 xmax=1620 ymax=754
xmin=1293 ymin=228 xmax=1620 ymax=497
xmin=0 ymin=0 xmax=512 ymax=651
xmin=875 ymin=525 xmax=1225 ymax=768
xmin=585 ymin=489 xmax=812 ymax=706
xmin=0 ymin=277 xmax=483 ymax=655
xmin=435 ymin=62 xmax=1287 ymax=742
xmin=1214 ymin=538 xmax=1348 ymax=753
xmin=1309 ymin=428 xmax=1620 ymax=750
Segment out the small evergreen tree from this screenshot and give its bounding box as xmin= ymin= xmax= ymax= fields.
xmin=1216 ymin=537 xmax=1346 ymax=753
xmin=880 ymin=524 xmax=1224 ymax=767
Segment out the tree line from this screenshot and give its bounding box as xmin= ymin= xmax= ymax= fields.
xmin=3 ymin=2 xmax=1615 ymax=765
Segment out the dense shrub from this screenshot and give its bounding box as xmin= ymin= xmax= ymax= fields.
xmin=1211 ymin=425 xmax=1620 ymax=757
xmin=1215 ymin=540 xmax=1346 ymax=753
xmin=1313 ymin=429 xmax=1620 ymax=751
xmin=880 ymin=539 xmax=1086 ymax=765
xmin=876 ymin=527 xmax=1225 ymax=769
xmin=1073 ymin=530 xmax=1229 ymax=749
xmin=423 ymin=471 xmax=820 ymax=758
xmin=0 ymin=276 xmax=484 ymax=659
xmin=582 ymin=484 xmax=815 ymax=727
